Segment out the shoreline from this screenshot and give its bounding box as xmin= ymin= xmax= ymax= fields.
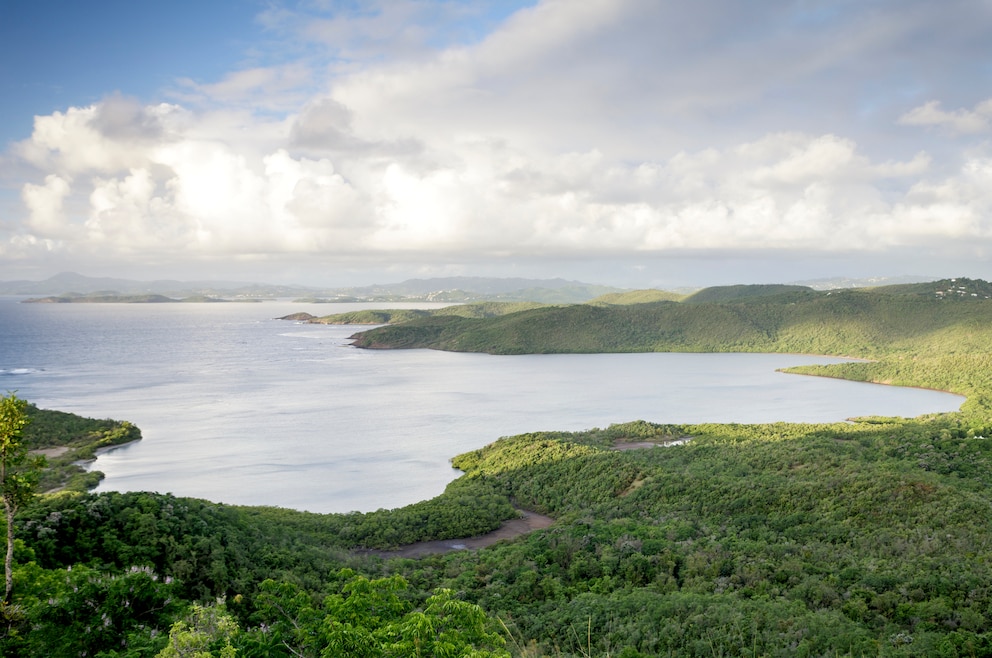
xmin=780 ymin=367 xmax=968 ymax=402
xmin=75 ymin=438 xmax=143 ymax=469
xmin=360 ymin=508 xmax=554 ymax=559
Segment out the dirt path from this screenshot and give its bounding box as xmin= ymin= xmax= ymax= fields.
xmin=363 ymin=509 xmax=554 ymax=559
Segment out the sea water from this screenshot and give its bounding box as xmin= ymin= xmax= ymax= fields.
xmin=0 ymin=297 xmax=964 ymax=513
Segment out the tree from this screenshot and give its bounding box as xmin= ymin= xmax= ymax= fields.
xmin=243 ymin=572 xmax=510 ymax=657
xmin=385 ymin=588 xmax=509 ymax=658
xmin=0 ymin=393 xmax=42 ymax=603
xmin=157 ymin=601 xmax=238 ymax=658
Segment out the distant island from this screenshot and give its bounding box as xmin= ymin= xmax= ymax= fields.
xmin=346 ymin=277 xmax=992 ymax=353
xmin=3 ymin=270 xmax=937 ymax=305
xmin=2 ymin=271 xmax=629 ymax=303
xmin=10 ymin=274 xmax=992 ymax=656
xmin=339 ymin=278 xmax=992 ymax=414
xmin=21 ymin=293 xmax=247 ymax=303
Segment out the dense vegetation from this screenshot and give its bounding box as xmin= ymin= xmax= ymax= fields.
xmin=681 ymin=283 xmax=814 ymax=304
xmin=4 ymin=278 xmax=992 ymax=655
xmin=23 ymin=405 xmax=141 ymax=493
xmin=298 ymin=301 xmax=547 ymax=326
xmin=587 ymin=289 xmax=685 ymax=305
xmin=349 ymin=280 xmax=992 ymax=410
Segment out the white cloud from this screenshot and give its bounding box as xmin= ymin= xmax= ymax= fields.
xmin=174 ymin=63 xmax=315 ymax=111
xmin=88 ymin=168 xmax=162 ymax=246
xmin=22 ymin=174 xmax=73 ymax=238
xmin=9 ymin=99 xmax=379 ymax=261
xmin=884 ymin=157 xmax=992 ymax=242
xmin=17 ymin=104 xmax=155 ymax=175
xmin=6 ymin=90 xmax=990 ymax=270
xmin=5 ymin=0 xmax=992 ymax=283
xmin=899 ymin=99 xmax=992 ymax=135
xmin=262 ymin=149 xmax=368 ymax=246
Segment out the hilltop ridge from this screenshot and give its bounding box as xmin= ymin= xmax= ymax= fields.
xmin=347 ymin=277 xmax=992 ymax=417
xmin=1 ymin=272 xmax=625 ymax=303
xmin=10 ymin=274 xmax=992 ymax=655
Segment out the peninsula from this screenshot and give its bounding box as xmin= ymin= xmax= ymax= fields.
xmin=9 ymin=276 xmax=992 ymax=656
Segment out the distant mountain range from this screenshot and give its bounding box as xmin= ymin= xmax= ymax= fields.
xmin=0 ymin=272 xmax=626 ymax=304
xmin=0 ymin=272 xmax=269 ymax=297
xmin=0 ymin=271 xmax=941 ymax=304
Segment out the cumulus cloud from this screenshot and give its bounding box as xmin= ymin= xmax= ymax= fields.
xmin=899 ymin=98 xmax=992 ymax=135
xmin=15 ymin=101 xmax=177 ymax=175
xmin=6 ymin=94 xmax=989 ymax=272
xmin=22 ymin=174 xmax=73 ymax=238
xmin=7 ymin=97 xmax=378 ymax=262
xmin=5 ymin=0 xmax=992 ymax=282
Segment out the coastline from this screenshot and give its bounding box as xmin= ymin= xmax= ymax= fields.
xmin=780 ymin=367 xmax=968 ymax=401
xmin=360 ymin=508 xmax=554 ymax=558
xmin=74 ymin=438 xmax=142 ymax=469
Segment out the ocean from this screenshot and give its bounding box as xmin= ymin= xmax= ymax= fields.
xmin=0 ymin=297 xmax=964 ymax=513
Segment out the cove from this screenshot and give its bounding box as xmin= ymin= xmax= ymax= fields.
xmin=0 ymin=299 xmax=965 ymax=513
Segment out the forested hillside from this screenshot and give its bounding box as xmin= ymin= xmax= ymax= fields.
xmin=293 ymin=300 xmax=546 ymax=326
xmin=4 ymin=279 xmax=992 ymax=656
xmin=349 ymin=280 xmax=992 ymax=358
xmin=350 ymin=281 xmax=992 ymax=414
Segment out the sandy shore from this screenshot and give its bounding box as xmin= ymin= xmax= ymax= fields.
xmin=30 ymin=446 xmax=71 ymax=458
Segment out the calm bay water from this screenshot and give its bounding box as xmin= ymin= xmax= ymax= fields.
xmin=0 ymin=297 xmax=964 ymax=513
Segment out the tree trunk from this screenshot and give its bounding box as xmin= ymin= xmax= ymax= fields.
xmin=3 ymin=494 xmax=13 ymax=604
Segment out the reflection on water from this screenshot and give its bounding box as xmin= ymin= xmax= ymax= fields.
xmin=0 ymin=298 xmax=964 ymax=513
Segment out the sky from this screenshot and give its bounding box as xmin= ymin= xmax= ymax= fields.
xmin=2 ymin=0 xmax=992 ymax=289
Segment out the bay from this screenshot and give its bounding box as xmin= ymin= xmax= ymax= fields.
xmin=0 ymin=297 xmax=964 ymax=513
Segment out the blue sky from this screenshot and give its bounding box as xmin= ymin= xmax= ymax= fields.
xmin=1 ymin=2 xmax=257 ymax=142
xmin=2 ymin=0 xmax=992 ymax=288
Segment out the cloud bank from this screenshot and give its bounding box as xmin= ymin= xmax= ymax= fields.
xmin=3 ymin=0 xmax=992 ymax=285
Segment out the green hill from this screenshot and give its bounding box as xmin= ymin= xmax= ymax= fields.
xmin=8 ymin=277 xmax=992 ymax=656
xmin=23 ymin=293 xmax=180 ymax=303
xmin=350 ymin=282 xmax=992 ymax=415
xmin=350 ymin=286 xmax=992 ymax=357
xmin=302 ymin=300 xmax=547 ymax=325
xmin=587 ymin=288 xmax=685 ymax=305
xmin=864 ymin=276 xmax=992 ymax=299
xmin=683 ymin=283 xmax=816 ymax=303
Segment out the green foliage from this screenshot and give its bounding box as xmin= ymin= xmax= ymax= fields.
xmin=244 ymin=480 xmax=516 ymax=550
xmin=432 ymin=420 xmax=992 ymax=655
xmin=23 ymin=404 xmax=141 ymax=492
xmin=440 ymin=301 xmax=548 ymax=318
xmin=23 ymin=294 xmax=180 ymax=303
xmin=10 ymin=412 xmax=992 ymax=655
xmin=349 ymin=283 xmax=992 ymax=418
xmin=157 ymin=601 xmax=238 ymax=658
xmin=866 ymin=276 xmax=992 ymax=299
xmin=10 ymin=563 xmax=180 ymax=656
xmin=352 ymin=300 xmax=783 ymax=354
xmin=1 ymin=395 xmax=39 ymax=509
xmin=239 ymin=571 xmax=509 ymax=657
xmin=1 ymin=393 xmax=44 ymax=604
xmin=314 ymin=308 xmax=434 ymax=325
xmin=351 ymin=283 xmax=992 ymax=355
xmin=682 ymin=283 xmax=817 ymax=303
xmin=12 ymin=278 xmax=992 ymax=655
xmin=15 ymin=478 xmax=514 ymax=604
xmin=311 ymin=301 xmax=546 ymax=326
xmin=496 ymin=285 xmax=620 ymax=304
xmin=587 ymin=289 xmax=684 ymax=305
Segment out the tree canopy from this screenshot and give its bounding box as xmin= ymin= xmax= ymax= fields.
xmin=6 ymin=279 xmax=992 ymax=655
